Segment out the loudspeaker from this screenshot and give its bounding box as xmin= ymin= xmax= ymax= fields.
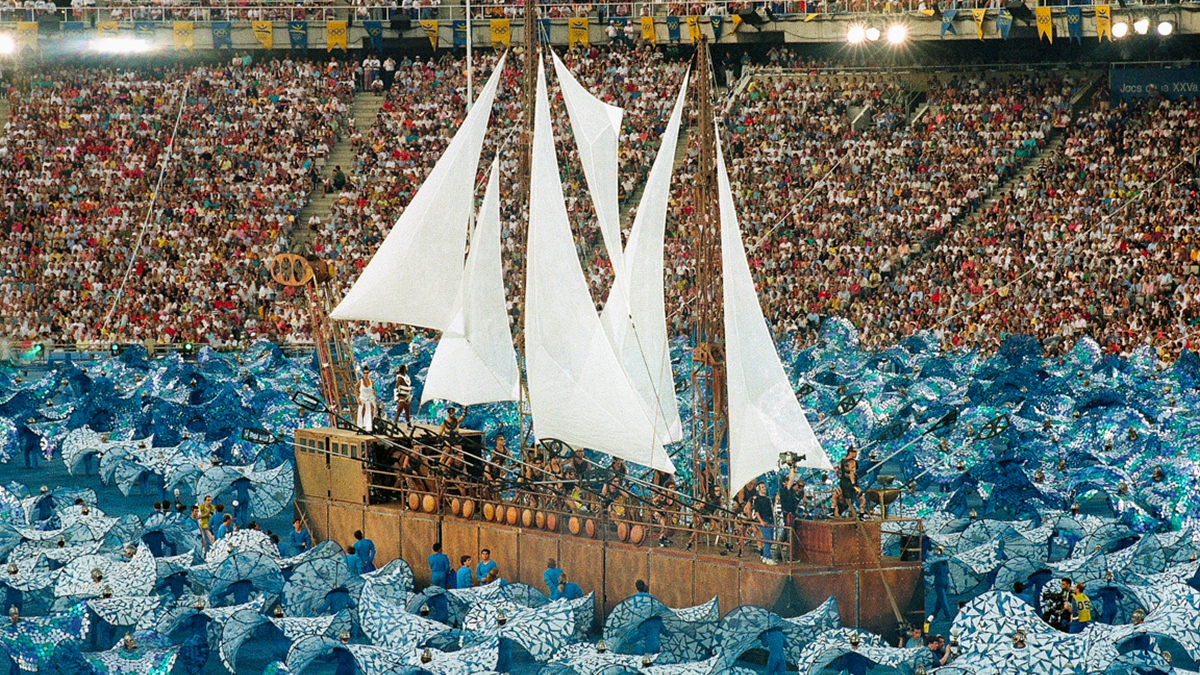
xmin=1004 ymin=0 xmax=1035 ymax=24
xmin=390 ymin=18 xmax=411 ymax=30
xmin=738 ymin=8 xmax=765 ymax=29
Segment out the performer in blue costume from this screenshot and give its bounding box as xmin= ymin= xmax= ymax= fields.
xmin=925 ymin=548 xmax=953 ymax=621
xmin=760 ymin=628 xmax=786 ymax=675
xmin=354 ymin=531 xmax=376 ymax=573
xmin=544 ymin=559 xmax=563 ymax=600
xmin=428 ymin=543 xmax=450 ymax=588
xmin=629 ymin=581 xmax=663 ymax=654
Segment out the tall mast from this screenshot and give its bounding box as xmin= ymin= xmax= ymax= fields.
xmin=688 ymin=36 xmax=728 ymax=502
xmin=515 ymin=0 xmax=538 ymax=451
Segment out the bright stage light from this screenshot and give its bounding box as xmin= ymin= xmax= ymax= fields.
xmin=866 ymin=27 xmax=881 ymax=41
xmin=1157 ymin=21 xmax=1173 ymax=36
xmin=886 ymin=24 xmax=907 ymax=45
xmin=1111 ymin=21 xmax=1128 ymax=38
xmin=847 ymin=25 xmax=866 ymax=44
xmin=90 ymin=37 xmax=153 ymax=54
xmin=0 ymin=35 xmax=15 ymax=55
xmin=1133 ymin=18 xmax=1149 ymax=35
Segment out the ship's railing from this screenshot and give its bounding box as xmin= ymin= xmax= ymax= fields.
xmin=359 ymin=435 xmax=919 ymax=562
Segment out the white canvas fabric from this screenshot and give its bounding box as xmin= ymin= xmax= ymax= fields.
xmin=550 ymin=50 xmax=626 ymax=284
xmin=525 ymin=60 xmax=675 ymax=473
xmin=422 ymin=159 xmax=520 ymax=406
xmin=717 ymin=141 xmax=831 ymax=501
xmin=330 ymin=54 xmax=507 ymax=330
xmin=598 ymin=73 xmax=689 ymax=445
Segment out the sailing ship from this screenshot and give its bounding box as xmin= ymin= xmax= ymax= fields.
xmin=280 ymin=17 xmax=923 ymax=632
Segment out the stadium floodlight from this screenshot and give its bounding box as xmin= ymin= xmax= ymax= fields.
xmin=1157 ymin=21 xmax=1173 ymax=36
xmin=886 ymin=24 xmax=908 ymax=45
xmin=1111 ymin=21 xmax=1128 ymax=38
xmin=90 ymin=37 xmax=153 ymax=54
xmin=866 ymin=27 xmax=881 ymax=41
xmin=1133 ymin=18 xmax=1149 ymax=34
xmin=847 ymin=25 xmax=866 ymax=44
xmin=0 ymin=35 xmax=15 ymax=55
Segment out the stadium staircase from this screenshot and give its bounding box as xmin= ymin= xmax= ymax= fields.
xmin=289 ymin=93 xmax=390 ymax=255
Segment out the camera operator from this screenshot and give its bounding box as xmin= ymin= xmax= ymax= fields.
xmin=779 ymin=465 xmax=805 ymax=526
xmin=1042 ymin=578 xmax=1074 ymax=632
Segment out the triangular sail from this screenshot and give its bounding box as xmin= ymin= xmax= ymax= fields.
xmin=717 ymin=141 xmax=831 ymax=501
xmin=599 ymin=73 xmax=689 ymax=445
xmin=330 ymin=53 xmax=507 ymax=330
xmin=525 ymin=59 xmax=675 ymax=474
xmin=550 ymin=50 xmax=626 ymax=283
xmin=421 ymin=159 xmax=520 ymax=407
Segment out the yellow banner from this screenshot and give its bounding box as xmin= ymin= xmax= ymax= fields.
xmin=97 ymin=21 xmax=118 ymax=38
xmin=686 ymin=15 xmax=700 ymax=43
xmin=1035 ymin=7 xmax=1052 ymax=43
xmin=972 ymin=9 xmax=986 ymax=39
xmin=16 ymin=22 xmax=36 ymax=51
xmin=803 ymin=13 xmax=819 ymax=21
xmin=490 ymin=18 xmax=510 ymax=47
xmin=1095 ymin=5 xmax=1111 ymax=41
xmin=173 ymin=21 xmax=194 ymax=50
xmin=252 ymin=21 xmax=273 ymax=49
xmin=641 ymin=16 xmax=655 ymax=43
xmin=730 ymin=14 xmax=742 ymax=32
xmin=568 ymin=17 xmax=588 ymax=47
xmin=419 ymin=20 xmax=438 ymax=49
xmin=326 ymin=20 xmax=346 ymax=50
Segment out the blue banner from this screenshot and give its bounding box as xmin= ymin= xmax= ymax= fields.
xmin=941 ymin=9 xmax=957 ymax=38
xmin=288 ymin=20 xmax=307 ymax=50
xmin=1110 ymin=68 xmax=1200 ymax=103
xmin=537 ymin=18 xmax=550 ymax=43
xmin=666 ymin=16 xmax=680 ymax=43
xmin=711 ymin=15 xmax=723 ymax=38
xmin=62 ymin=21 xmax=86 ymax=35
xmin=1065 ymin=7 xmax=1082 ymax=43
xmin=211 ymin=20 xmax=232 ymax=49
xmin=997 ymin=9 xmax=1012 ymax=40
xmin=364 ymin=20 xmax=383 ymax=50
xmin=134 ymin=21 xmax=155 ymax=40
xmin=453 ymin=19 xmax=465 ymax=47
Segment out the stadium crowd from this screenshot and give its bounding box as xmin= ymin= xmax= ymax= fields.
xmin=0 ymin=58 xmax=352 ymax=347
xmin=1 ymin=42 xmax=1199 ymax=361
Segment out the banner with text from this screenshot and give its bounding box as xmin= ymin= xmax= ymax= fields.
xmin=419 ymin=20 xmax=438 ymax=48
xmin=1110 ymin=68 xmax=1200 ymax=103
xmin=452 ymin=19 xmax=466 ymax=47
xmin=997 ymin=9 xmax=1012 ymax=39
xmin=1095 ymin=5 xmax=1111 ymax=41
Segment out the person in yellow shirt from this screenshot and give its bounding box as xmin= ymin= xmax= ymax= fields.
xmin=1068 ymin=582 xmax=1092 ymax=633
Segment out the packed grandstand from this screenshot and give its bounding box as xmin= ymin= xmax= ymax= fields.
xmin=1 ymin=39 xmax=1198 ymax=364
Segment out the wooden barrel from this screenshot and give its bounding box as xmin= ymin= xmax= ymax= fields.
xmin=407 ymin=493 xmax=421 ymax=511
xmin=461 ymin=500 xmax=475 ymax=519
xmin=535 ymin=511 xmax=546 ymax=529
xmin=451 ymin=498 xmax=462 ymax=516
xmin=629 ymin=524 xmax=647 ymax=545
xmin=568 ymin=516 xmax=582 ymax=536
xmin=506 ymin=507 xmax=519 ymax=526
xmin=585 ymin=519 xmax=597 ymax=538
xmin=421 ymin=494 xmax=437 ymax=513
xmin=483 ymin=503 xmax=496 ymax=522
xmin=521 ymin=509 xmax=534 ymax=528
xmin=617 ymin=521 xmax=630 ymax=542
xmin=545 ymin=513 xmax=558 ymax=532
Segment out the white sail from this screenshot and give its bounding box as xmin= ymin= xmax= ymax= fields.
xmin=550 ymin=50 xmax=626 ymax=283
xmin=421 ymin=159 xmax=520 ymax=407
xmin=525 ymin=59 xmax=675 ymax=474
xmin=718 ymin=141 xmax=831 ymax=501
xmin=599 ymin=73 xmax=689 ymax=445
xmin=330 ymin=53 xmax=507 ymax=330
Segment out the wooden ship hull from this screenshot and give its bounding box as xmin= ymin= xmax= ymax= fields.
xmin=292 ymin=425 xmax=924 ymax=635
